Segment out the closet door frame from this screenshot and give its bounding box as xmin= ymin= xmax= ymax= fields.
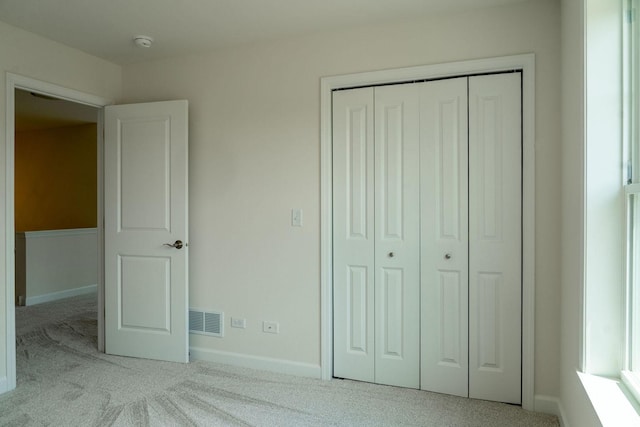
xmin=320 ymin=54 xmax=536 ymax=410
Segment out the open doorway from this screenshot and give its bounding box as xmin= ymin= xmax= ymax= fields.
xmin=4 ymin=75 xmax=190 ymax=393
xmin=4 ymin=74 xmax=111 ymax=392
xmin=13 ymin=88 xmax=100 ymax=383
xmin=14 ymin=89 xmax=99 ymax=307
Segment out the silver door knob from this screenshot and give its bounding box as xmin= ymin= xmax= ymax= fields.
xmin=164 ymin=240 xmax=183 ymax=249
xmin=444 ymin=253 xmax=452 ymax=260
xmin=388 ymin=252 xmax=395 ymax=258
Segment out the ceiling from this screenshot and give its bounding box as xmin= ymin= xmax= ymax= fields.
xmin=6 ymin=0 xmax=528 ymax=129
xmin=0 ymin=0 xmax=529 ymax=65
xmin=15 ymin=89 xmax=97 ymax=132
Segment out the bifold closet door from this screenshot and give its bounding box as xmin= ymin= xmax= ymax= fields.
xmin=373 ymin=84 xmax=420 ymax=388
xmin=420 ymin=73 xmax=521 ymax=403
xmin=420 ymin=77 xmax=470 ymax=398
xmin=333 ymin=73 xmax=522 ymax=402
xmin=333 ymin=87 xmax=375 ymax=383
xmin=332 ymin=85 xmax=420 ymax=389
xmin=468 ymin=73 xmax=522 ymax=404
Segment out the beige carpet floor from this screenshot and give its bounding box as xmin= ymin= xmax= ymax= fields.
xmin=0 ymin=294 xmax=559 ymax=426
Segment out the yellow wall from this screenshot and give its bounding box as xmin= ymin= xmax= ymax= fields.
xmin=15 ymin=124 xmax=97 ymax=231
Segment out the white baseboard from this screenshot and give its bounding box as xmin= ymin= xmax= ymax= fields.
xmin=0 ymin=376 xmax=8 ymax=394
xmin=189 ymin=346 xmax=322 ymax=379
xmin=535 ymin=395 xmax=567 ymax=426
xmin=26 ymin=284 xmax=97 ymax=306
xmin=557 ymin=402 xmax=569 ymax=427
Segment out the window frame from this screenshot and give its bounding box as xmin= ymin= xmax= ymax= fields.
xmin=623 ymin=0 xmax=640 ymax=403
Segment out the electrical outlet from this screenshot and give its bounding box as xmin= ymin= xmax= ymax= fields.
xmin=262 ymin=321 xmax=279 ymax=334
xmin=231 ymin=317 xmax=246 ymax=329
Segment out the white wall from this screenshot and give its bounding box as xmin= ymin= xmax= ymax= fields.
xmin=122 ymin=0 xmax=562 ymax=399
xmin=0 ymin=21 xmax=121 ymax=392
xmin=16 ymin=229 xmax=97 ymax=305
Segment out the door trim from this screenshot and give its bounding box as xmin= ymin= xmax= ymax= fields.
xmin=319 ymin=54 xmax=535 ymax=409
xmin=3 ymin=73 xmax=111 ymax=392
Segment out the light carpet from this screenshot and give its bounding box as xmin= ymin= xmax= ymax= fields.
xmin=0 ymin=294 xmax=559 ymax=426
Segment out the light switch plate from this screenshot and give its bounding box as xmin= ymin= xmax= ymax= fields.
xmin=291 ymin=208 xmax=303 ymax=227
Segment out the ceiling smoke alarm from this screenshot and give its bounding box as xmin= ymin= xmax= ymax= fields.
xmin=133 ymin=35 xmax=153 ymax=48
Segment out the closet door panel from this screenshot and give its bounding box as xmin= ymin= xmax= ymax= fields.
xmin=333 ymin=88 xmax=375 ymax=382
xmin=419 ymin=77 xmax=469 ymax=397
xmin=468 ymin=73 xmax=522 ymax=404
xmin=374 ymin=84 xmax=420 ymax=388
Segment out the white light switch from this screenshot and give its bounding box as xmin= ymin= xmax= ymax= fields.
xmin=291 ymin=208 xmax=303 ymax=227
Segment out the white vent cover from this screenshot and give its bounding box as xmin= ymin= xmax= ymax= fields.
xmin=189 ymin=309 xmax=223 ymax=337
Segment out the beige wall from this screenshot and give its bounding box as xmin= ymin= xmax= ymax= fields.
xmin=122 ymin=0 xmax=562 ymax=399
xmin=0 ymin=20 xmax=121 ymax=390
xmin=0 ymin=0 xmax=569 ymax=413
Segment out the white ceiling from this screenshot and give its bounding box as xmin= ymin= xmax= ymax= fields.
xmin=0 ymin=0 xmax=529 ymax=65
xmin=6 ymin=0 xmax=528 ymax=129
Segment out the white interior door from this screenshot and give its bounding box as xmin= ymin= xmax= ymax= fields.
xmin=468 ymin=74 xmax=522 ymax=403
xmin=104 ymin=100 xmax=189 ymax=363
xmin=420 ymin=77 xmax=469 ymax=397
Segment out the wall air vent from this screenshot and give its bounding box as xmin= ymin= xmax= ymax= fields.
xmin=189 ymin=309 xmax=223 ymax=337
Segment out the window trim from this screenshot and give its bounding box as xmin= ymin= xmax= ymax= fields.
xmin=623 ymin=0 xmax=640 ymax=404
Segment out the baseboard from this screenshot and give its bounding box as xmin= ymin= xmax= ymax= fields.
xmin=535 ymin=395 xmax=568 ymax=426
xmin=0 ymin=376 xmax=8 ymax=394
xmin=189 ymin=346 xmax=322 ymax=379
xmin=557 ymin=401 xmax=569 ymax=427
xmin=26 ymin=284 xmax=97 ymax=306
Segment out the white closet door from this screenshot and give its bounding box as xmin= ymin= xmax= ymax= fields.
xmin=468 ymin=73 xmax=522 ymax=404
xmin=374 ymin=84 xmax=420 ymax=388
xmin=332 ymin=88 xmax=375 ymax=382
xmin=420 ymin=78 xmax=469 ymax=397
xmin=333 ymin=74 xmax=522 ymax=400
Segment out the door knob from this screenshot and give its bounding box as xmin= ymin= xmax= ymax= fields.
xmin=444 ymin=253 xmax=452 ymax=260
xmin=164 ymin=240 xmax=183 ymax=249
xmin=388 ymin=252 xmax=395 ymax=258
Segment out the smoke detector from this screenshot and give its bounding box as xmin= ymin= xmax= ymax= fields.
xmin=133 ymin=35 xmax=153 ymax=48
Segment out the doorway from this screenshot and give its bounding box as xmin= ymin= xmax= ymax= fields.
xmin=14 ymin=88 xmax=99 ymax=307
xmin=4 ymin=73 xmax=111 ymax=391
xmin=4 ymin=74 xmax=190 ymax=392
xmin=319 ymin=54 xmax=536 ymax=410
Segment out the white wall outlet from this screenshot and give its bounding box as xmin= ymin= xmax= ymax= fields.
xmin=291 ymin=208 xmax=303 ymax=227
xmin=231 ymin=317 xmax=246 ymax=329
xmin=262 ymin=321 xmax=279 ymax=334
